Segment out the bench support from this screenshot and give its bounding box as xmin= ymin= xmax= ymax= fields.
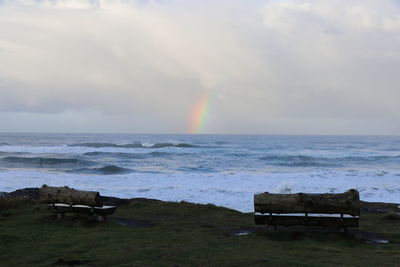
xmin=48 ymin=203 xmax=116 ymax=221
xmin=255 ymin=213 xmax=359 ymax=229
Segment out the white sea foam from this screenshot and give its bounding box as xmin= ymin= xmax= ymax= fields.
xmin=1 ymin=134 xmax=400 ymax=211
xmin=0 ymin=145 xmax=158 ymax=154
xmin=1 ymin=170 xmax=399 ymax=212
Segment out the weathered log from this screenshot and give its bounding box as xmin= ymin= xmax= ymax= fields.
xmin=39 ymin=185 xmax=101 ymax=206
xmin=254 ymin=189 xmax=360 ymax=216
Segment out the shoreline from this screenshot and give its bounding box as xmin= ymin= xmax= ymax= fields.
xmin=2 ymin=187 xmax=399 ymax=214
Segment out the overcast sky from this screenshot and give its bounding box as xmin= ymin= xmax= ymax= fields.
xmin=0 ymin=0 xmax=399 ymax=135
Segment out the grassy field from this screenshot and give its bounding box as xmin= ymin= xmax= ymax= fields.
xmin=0 ymin=197 xmax=400 ymax=266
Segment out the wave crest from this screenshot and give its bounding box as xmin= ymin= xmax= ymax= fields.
xmin=0 ymin=156 xmax=93 ymax=168
xmin=69 ymin=142 xmax=196 ymax=148
xmin=259 ymin=154 xmax=400 ymax=167
xmin=70 ymin=165 xmax=135 ymax=175
xmin=83 ymin=151 xmax=186 ymax=159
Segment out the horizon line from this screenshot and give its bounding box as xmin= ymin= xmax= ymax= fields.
xmin=0 ymin=131 xmax=399 ymax=137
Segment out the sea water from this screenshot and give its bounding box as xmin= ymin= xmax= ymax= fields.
xmin=0 ymin=133 xmax=399 ymax=211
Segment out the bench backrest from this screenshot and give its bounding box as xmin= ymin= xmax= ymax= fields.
xmin=39 ymin=185 xmax=101 ymax=207
xmin=254 ymin=189 xmax=360 ymax=216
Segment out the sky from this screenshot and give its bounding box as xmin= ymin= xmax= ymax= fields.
xmin=0 ymin=0 xmax=400 ymax=135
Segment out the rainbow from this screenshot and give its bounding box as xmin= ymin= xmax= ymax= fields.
xmin=189 ymin=90 xmax=210 ymax=134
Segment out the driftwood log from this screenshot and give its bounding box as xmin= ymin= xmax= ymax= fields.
xmin=254 ymin=189 xmax=360 ymax=216
xmin=39 ymin=185 xmax=101 ymax=206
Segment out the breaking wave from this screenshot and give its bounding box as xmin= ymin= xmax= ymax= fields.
xmin=259 ymin=155 xmax=339 ymax=167
xmin=259 ymin=154 xmax=400 ymax=167
xmin=69 ymin=142 xmax=197 ymax=148
xmin=83 ymin=151 xmax=187 ymax=159
xmin=83 ymin=152 xmax=147 ymax=159
xmin=69 ymin=165 xmax=136 ymax=175
xmin=0 ymin=156 xmax=93 ymax=168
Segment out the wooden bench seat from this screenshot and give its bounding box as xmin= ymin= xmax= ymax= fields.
xmin=40 ymin=185 xmax=117 ymax=221
xmin=254 ymin=189 xmax=360 ymax=230
xmin=48 ymin=203 xmax=117 ymax=217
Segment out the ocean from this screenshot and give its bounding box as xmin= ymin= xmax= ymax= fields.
xmin=0 ymin=133 xmax=399 ymax=211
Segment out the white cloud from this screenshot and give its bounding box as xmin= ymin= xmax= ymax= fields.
xmin=0 ymin=0 xmax=399 ymax=134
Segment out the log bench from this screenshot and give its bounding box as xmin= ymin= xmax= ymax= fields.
xmin=39 ymin=185 xmax=117 ymax=221
xmin=254 ymin=189 xmax=360 ymax=231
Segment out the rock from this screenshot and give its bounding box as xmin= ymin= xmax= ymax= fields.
xmin=350 ymin=230 xmax=390 ymax=244
xmin=6 ymin=188 xmax=40 ymax=200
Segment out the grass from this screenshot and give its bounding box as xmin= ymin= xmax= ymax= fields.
xmin=0 ymin=198 xmax=399 ymax=266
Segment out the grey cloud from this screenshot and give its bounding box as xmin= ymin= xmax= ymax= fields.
xmin=0 ymin=0 xmax=399 ymax=134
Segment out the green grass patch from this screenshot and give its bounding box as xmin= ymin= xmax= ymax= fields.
xmin=0 ymin=198 xmax=399 ymax=266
